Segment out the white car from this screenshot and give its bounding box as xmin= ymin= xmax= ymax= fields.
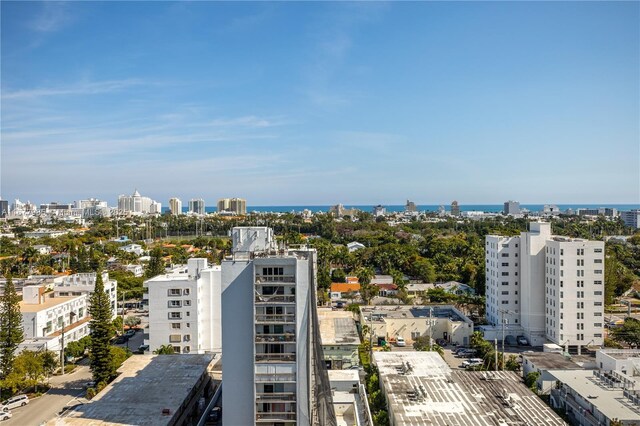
xmin=1 ymin=394 xmax=28 ymax=410
xmin=396 ymin=336 xmax=406 ymax=347
xmin=0 ymin=409 xmax=11 ymax=421
xmin=461 ymin=358 xmax=483 ymax=368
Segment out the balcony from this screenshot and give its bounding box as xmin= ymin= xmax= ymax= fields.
xmin=256 ymin=412 xmax=297 ymax=422
xmin=255 ymin=275 xmax=295 ymax=284
xmin=255 ymin=353 xmax=296 ymax=362
xmin=255 ymin=295 xmax=296 ymax=304
xmin=255 ymin=373 xmax=296 ymax=382
xmin=256 ymin=392 xmax=297 ymax=402
xmin=255 ymin=334 xmax=296 ymax=343
xmin=255 ymin=314 xmax=295 ymax=324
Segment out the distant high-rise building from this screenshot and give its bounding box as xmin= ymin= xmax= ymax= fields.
xmin=217 ymin=198 xmax=246 ymax=215
xmin=450 ymin=200 xmax=460 ymax=216
xmin=620 ymin=210 xmax=640 ymax=229
xmin=485 ymin=222 xmax=604 ymax=348
xmin=503 ymin=200 xmax=521 ymax=216
xmin=373 ymin=205 xmax=386 ymax=217
xmin=577 ymin=208 xmax=618 ymax=217
xmin=0 ymin=200 xmax=8 ymax=218
xmin=405 ymin=200 xmax=417 ymax=213
xmin=169 ymin=198 xmax=183 ymax=216
xmin=189 ymin=198 xmax=205 ymax=215
xmin=222 ymin=227 xmax=314 ymax=425
xmin=118 ymin=190 xmax=161 ymax=215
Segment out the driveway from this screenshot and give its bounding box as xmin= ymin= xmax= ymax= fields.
xmin=5 ymin=365 xmax=91 ymax=426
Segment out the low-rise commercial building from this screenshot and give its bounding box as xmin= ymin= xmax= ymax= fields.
xmin=359 ymin=305 xmax=473 ymax=347
xmin=57 ymin=354 xmax=217 ymax=426
xmin=373 ymin=351 xmax=565 ymax=426
xmin=317 ymin=308 xmax=360 ymax=369
xmin=521 ymin=352 xmax=589 ymax=393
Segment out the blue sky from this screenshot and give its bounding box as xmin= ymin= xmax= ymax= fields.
xmin=2 ymin=1 xmax=638 ymax=206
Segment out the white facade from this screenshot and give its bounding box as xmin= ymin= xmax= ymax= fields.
xmin=169 ymin=197 xmax=183 ymax=215
xmin=231 ymin=226 xmax=276 ymax=253
xmin=188 ymin=198 xmax=205 ymax=215
xmin=118 ymin=189 xmax=161 ymax=215
xmin=143 ymin=259 xmax=222 ymax=355
xmin=485 ymin=222 xmax=605 ymax=348
xmin=121 ymin=244 xmax=144 ymax=256
xmin=222 ymin=227 xmax=314 ymax=426
xmin=20 ymin=286 xmax=90 ymax=352
xmin=54 ymin=271 xmax=118 ymax=319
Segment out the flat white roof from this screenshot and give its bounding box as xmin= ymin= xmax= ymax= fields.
xmin=549 ymin=369 xmax=640 ymax=421
xmin=19 ymin=295 xmax=82 ymax=313
xmin=374 ymin=351 xmax=565 ymax=426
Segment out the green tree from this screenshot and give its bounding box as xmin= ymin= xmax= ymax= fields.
xmin=40 ymin=350 xmax=59 ymax=378
xmin=146 ymin=248 xmax=166 ymax=278
xmin=330 ymin=268 xmax=347 ymax=283
xmin=112 ymin=316 xmax=123 ymax=334
xmin=125 ymin=316 xmax=141 ymax=328
xmin=13 ymin=350 xmax=44 ymax=391
xmin=357 ymin=267 xmax=377 ymax=304
xmin=153 ymin=344 xmax=175 ymax=355
xmin=0 ymin=275 xmax=23 ymax=378
xmin=412 ymin=335 xmax=444 ymax=357
xmin=611 ymin=318 xmax=640 ymax=347
xmin=505 ymin=355 xmax=520 ymax=371
xmin=525 ymin=371 xmax=540 ymax=392
xmin=89 ymin=273 xmax=116 ymax=384
xmin=109 ymin=346 xmax=131 ymax=373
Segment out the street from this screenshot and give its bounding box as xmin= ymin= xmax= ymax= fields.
xmin=5 ymin=365 xmax=91 ymax=426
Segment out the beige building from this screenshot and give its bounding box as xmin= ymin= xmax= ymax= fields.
xmin=217 ymin=197 xmax=246 ymax=215
xmin=359 ymin=305 xmax=473 ymax=347
xmin=317 ymin=308 xmax=360 ymax=369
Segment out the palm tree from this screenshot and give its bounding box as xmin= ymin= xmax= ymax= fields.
xmin=21 ymin=247 xmax=39 ymax=274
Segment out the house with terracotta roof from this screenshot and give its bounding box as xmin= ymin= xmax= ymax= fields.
xmin=330 ymin=282 xmax=361 ymax=301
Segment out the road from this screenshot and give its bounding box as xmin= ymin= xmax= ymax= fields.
xmin=5 ymin=365 xmax=91 ymax=426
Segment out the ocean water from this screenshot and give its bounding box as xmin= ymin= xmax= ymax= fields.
xmin=168 ymin=204 xmax=639 ymax=214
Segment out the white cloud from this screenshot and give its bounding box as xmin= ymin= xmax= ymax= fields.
xmin=2 ymin=79 xmax=145 ymax=100
xmin=27 ymin=2 xmax=73 ymax=33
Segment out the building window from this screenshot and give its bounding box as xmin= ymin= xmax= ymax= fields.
xmin=594 ymin=270 xmax=602 ymax=275
xmin=594 ymin=291 xmax=602 ymax=296
xmin=184 ymin=335 xmax=191 ymax=342
xmin=502 ymin=281 xmax=509 ymax=286
xmin=501 ymin=263 xmax=509 ymax=267
xmin=594 ymin=259 xmax=602 ymax=264
xmin=183 ymin=289 xmax=191 ymax=295
xmin=169 ymin=312 xmax=182 ymax=319
xmin=168 ymin=289 xmax=181 ymax=296
xmin=501 ymin=291 xmax=509 ymax=295
xmin=184 ymin=300 xmax=191 ymax=306
xmin=501 ymin=253 xmax=509 ymax=257
xmin=501 ymin=272 xmax=509 ymax=276
xmin=171 ymin=323 xmax=181 ymax=329
xmin=168 ymin=300 xmax=182 ymax=308
xmin=594 ymin=248 xmax=602 ymax=253
xmin=594 ymin=333 xmax=602 ymax=338
xmin=594 ymin=323 xmax=602 ymax=328
xmin=172 ymin=346 xmax=181 ymax=353
xmin=169 ymin=334 xmax=181 ymax=343
xmin=594 ymin=301 xmax=602 ymax=306
xmin=501 ymin=301 xmax=508 ymax=305
xmin=594 ymin=280 xmax=602 ymax=285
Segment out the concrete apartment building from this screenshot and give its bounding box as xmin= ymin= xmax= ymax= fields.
xmin=503 ymin=200 xmax=521 ymax=215
xmin=54 ymin=272 xmax=118 ymax=319
xmin=217 ymin=197 xmax=247 ymax=215
xmin=485 ymin=222 xmax=605 ymax=348
xmin=189 ymin=198 xmax=205 ymax=215
xmin=143 ymin=259 xmax=222 ymax=355
xmin=169 ymin=197 xmax=183 ymax=215
xmin=621 ymin=209 xmax=640 ymax=229
xmin=20 ymin=285 xmax=90 ymax=352
xmin=117 ymin=189 xmax=161 ymax=215
xmin=222 ymin=227 xmax=315 ymax=426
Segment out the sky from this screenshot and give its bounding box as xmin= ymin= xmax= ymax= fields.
xmin=2 ymin=1 xmax=639 ymax=206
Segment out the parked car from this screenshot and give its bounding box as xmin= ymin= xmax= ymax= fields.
xmin=206 ymin=406 xmax=221 ymax=424
xmin=1 ymin=394 xmax=29 ymax=410
xmin=395 ymin=336 xmax=406 ymax=347
xmin=517 ymin=336 xmax=529 ymax=346
xmin=83 ymin=381 xmax=96 ymax=389
xmin=504 ymin=335 xmax=517 ymax=346
xmin=135 ymin=345 xmax=149 ymax=354
xmin=0 ymin=410 xmax=11 ymax=422
xmin=124 ymin=329 xmax=136 ymax=338
xmin=461 ymin=358 xmax=483 ymax=368
xmin=436 ymin=338 xmax=447 ymax=347
xmin=454 ymin=347 xmax=470 ymax=356
xmin=456 ymin=349 xmax=477 ymax=358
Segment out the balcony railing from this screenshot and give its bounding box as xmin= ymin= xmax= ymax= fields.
xmin=255 ymin=314 xmax=295 ymax=323
xmin=255 ymin=373 xmax=296 ymax=382
xmin=255 ymin=275 xmax=296 ymax=284
xmin=255 ymin=353 xmax=296 ymax=362
xmin=255 ymin=334 xmax=296 ymax=343
xmin=256 ymin=392 xmax=297 ymax=402
xmin=255 ymin=295 xmax=296 ymax=303
xmin=256 ymin=412 xmax=297 ymax=421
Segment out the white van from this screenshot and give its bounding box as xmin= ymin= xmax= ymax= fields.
xmin=1 ymin=394 xmax=29 ymax=410
xmin=396 ymin=336 xmax=406 ymax=347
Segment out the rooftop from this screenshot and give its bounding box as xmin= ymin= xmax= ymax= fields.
xmin=373 ymin=351 xmax=566 ymax=426
xmin=318 ymin=309 xmax=360 ymax=346
xmin=60 ymin=354 xmax=214 ymax=426
xmin=19 ymin=295 xmax=82 ymax=313
xmin=522 ymin=352 xmax=584 ymax=370
xmin=361 ymin=305 xmax=472 ymax=324
xmin=331 ymin=283 xmax=361 ymax=293
xmin=328 ymin=369 xmax=360 ymax=383
xmin=549 ymin=369 xmax=640 ymax=422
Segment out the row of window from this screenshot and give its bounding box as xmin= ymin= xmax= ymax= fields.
xmin=168 ymin=300 xmax=192 ymax=308
xmin=168 ymin=288 xmax=191 ymax=296
xmin=168 ymin=311 xmax=191 ymax=319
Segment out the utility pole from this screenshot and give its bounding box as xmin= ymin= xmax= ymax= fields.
xmin=429 ymin=307 xmax=433 ymax=351
xmin=494 ymin=338 xmax=498 ymax=371
xmin=502 ymin=317 xmax=507 ymax=371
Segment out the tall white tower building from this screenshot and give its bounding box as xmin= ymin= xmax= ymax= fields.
xmin=485 ymin=222 xmax=605 ymax=348
xmin=222 ymin=227 xmax=314 ymax=426
xmin=169 ymin=198 xmax=183 ymax=215
xmin=189 ymin=198 xmax=205 ymax=215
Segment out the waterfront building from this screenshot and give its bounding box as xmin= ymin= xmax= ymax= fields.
xmin=450 ymin=200 xmax=460 ymax=216
xmin=0 ymin=199 xmax=8 ymax=218
xmin=620 ymin=210 xmax=640 ymax=229
xmin=118 ymin=189 xmax=161 ymax=215
xmin=217 ymin=197 xmax=246 ymax=215
xmin=373 ymin=205 xmax=386 ymax=217
xmin=169 ymin=197 xmax=183 ymax=215
xmin=189 ymin=198 xmax=205 ymax=215
xmin=503 ymin=200 xmax=521 ymax=215
xmin=405 ymin=200 xmax=417 ymax=213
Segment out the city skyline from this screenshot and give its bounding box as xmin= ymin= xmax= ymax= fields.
xmin=2 ymin=2 xmax=639 ymax=204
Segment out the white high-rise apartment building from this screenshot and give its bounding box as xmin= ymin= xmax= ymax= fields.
xmin=222 ymin=227 xmax=314 ymax=426
xmin=143 ymin=259 xmax=221 ymax=355
xmin=189 ymin=198 xmax=205 ymax=215
xmin=169 ymin=197 xmax=183 ymax=215
xmin=118 ymin=189 xmax=161 ymax=215
xmin=485 ymin=222 xmax=605 ymax=347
